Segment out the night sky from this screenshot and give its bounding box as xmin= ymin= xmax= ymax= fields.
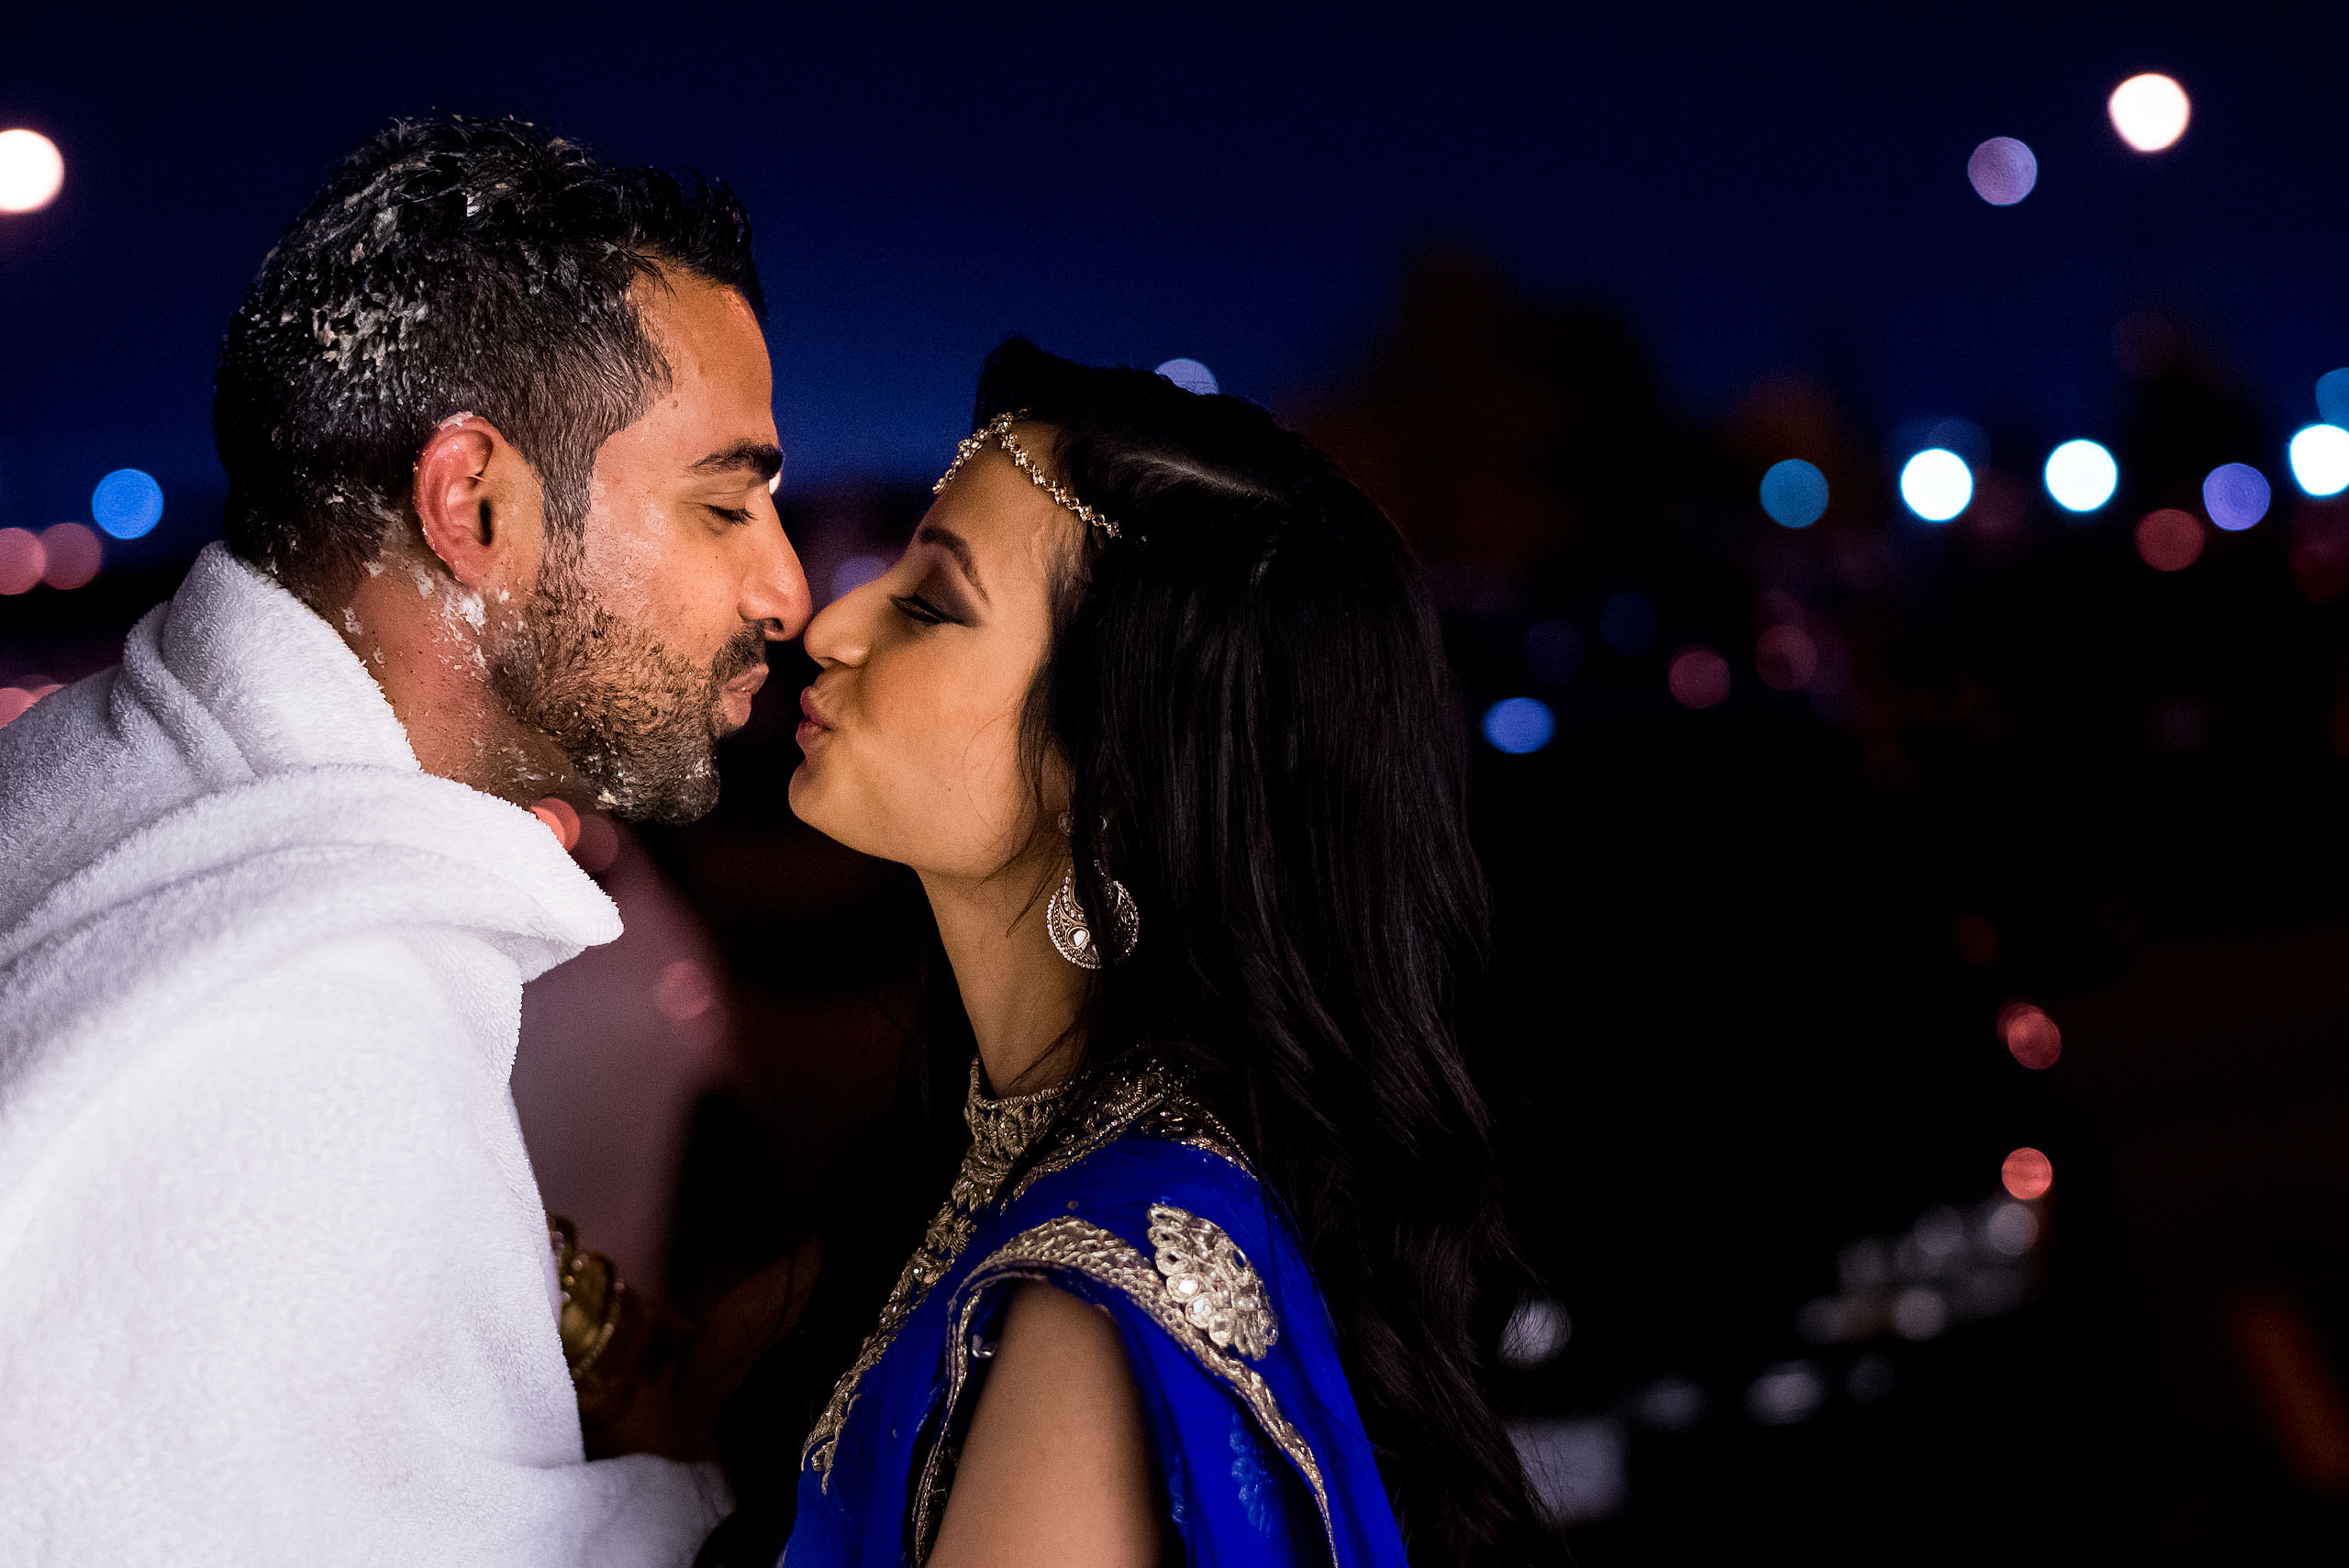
xmin=3 ymin=5 xmax=2344 ymax=569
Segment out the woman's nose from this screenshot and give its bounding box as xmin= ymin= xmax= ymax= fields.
xmin=802 ymin=583 xmax=872 ymax=669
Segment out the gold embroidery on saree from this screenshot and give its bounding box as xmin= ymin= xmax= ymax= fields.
xmin=803 ymin=1056 xmax=1210 ymax=1485
xmin=1147 ymin=1202 xmax=1278 ymax=1360
xmin=798 ymin=1062 xmax=1073 ymax=1485
xmin=914 ymin=1216 xmax=1336 ymax=1566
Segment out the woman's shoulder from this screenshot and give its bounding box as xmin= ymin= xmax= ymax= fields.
xmin=944 ymin=1067 xmax=1397 ymax=1565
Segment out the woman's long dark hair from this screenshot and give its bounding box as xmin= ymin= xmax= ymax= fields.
xmin=701 ymin=339 xmax=1553 ymax=1565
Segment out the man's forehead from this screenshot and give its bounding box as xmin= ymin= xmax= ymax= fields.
xmin=620 ymin=271 xmax=774 ymax=461
xmin=632 ymin=271 xmax=764 ymax=370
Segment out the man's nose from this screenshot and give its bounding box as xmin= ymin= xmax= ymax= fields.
xmin=743 ymin=519 xmax=812 ymax=639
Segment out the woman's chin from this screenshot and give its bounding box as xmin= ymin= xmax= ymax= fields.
xmin=784 ymin=759 xmax=822 ymax=826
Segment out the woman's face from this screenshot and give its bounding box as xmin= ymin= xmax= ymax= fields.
xmin=789 ymin=434 xmax=1076 ymax=881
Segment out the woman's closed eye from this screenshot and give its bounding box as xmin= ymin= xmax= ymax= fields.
xmin=891 ymin=592 xmax=960 ymax=628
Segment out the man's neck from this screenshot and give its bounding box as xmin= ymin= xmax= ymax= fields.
xmin=328 ymin=551 xmax=575 ymax=806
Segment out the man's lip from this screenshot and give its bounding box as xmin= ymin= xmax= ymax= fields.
xmin=725 ymin=664 xmax=769 ymax=697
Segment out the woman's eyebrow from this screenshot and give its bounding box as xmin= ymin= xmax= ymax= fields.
xmin=913 ymin=523 xmax=987 ymax=602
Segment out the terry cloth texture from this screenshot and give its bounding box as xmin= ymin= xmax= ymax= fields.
xmin=0 ymin=543 xmax=725 ymax=1566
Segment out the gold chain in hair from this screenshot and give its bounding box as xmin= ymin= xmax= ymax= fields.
xmin=933 ymin=411 xmax=1122 ymax=539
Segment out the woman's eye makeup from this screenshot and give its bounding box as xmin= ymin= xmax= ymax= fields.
xmin=890 ymin=592 xmax=952 ymax=626
xmin=891 ymin=578 xmax=980 ymax=627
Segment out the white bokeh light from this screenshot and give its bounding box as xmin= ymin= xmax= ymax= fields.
xmin=0 ymin=129 xmax=63 ymax=214
xmin=2109 ymin=74 xmax=2189 ymax=152
xmin=2288 ymin=425 xmax=2349 ymax=498
xmin=1899 ymin=448 xmax=1974 ymax=522
xmin=2043 ymin=439 xmax=2119 ymax=512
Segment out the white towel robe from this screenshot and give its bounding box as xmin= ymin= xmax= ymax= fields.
xmin=0 ymin=544 xmax=726 ymax=1566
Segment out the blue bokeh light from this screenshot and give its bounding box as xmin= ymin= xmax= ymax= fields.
xmin=2317 ymin=369 xmax=2349 ymax=428
xmin=1892 ymin=417 xmax=1988 ymax=469
xmin=829 ymin=552 xmax=889 ymax=601
xmin=1153 ymin=358 xmax=1219 ymax=395
xmin=1483 ymin=696 xmax=1556 ymax=755
xmin=2203 ymin=463 xmax=2271 ymax=531
xmin=1759 ymin=459 xmax=1830 ymax=528
xmin=1598 ymin=591 xmax=1660 ymax=656
xmin=91 ymin=468 xmax=163 ymax=540
xmin=2043 ymin=439 xmax=2118 ymax=512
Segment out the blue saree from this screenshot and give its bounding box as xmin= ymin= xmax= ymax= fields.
xmin=782 ymin=1058 xmax=1407 ymax=1568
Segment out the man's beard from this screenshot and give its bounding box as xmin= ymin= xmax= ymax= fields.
xmin=489 ymin=556 xmax=766 ymax=825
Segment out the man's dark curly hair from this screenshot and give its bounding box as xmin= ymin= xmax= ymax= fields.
xmin=214 ymin=116 xmax=763 ymax=602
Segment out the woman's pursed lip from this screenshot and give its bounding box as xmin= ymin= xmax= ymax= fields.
xmin=798 ymin=687 xmax=831 ymax=728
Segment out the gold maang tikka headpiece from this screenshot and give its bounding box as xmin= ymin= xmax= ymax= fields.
xmin=933 ymin=411 xmax=1122 ymax=539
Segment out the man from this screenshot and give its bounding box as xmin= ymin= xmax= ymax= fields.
xmin=0 ymin=118 xmax=807 ymax=1564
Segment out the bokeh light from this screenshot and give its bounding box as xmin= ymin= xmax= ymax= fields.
xmin=2203 ymin=462 xmax=2271 ymax=531
xmin=529 ymin=797 xmax=581 ymax=850
xmin=654 ymin=957 xmax=718 ymax=1022
xmin=1928 ymin=417 xmax=1988 ymax=464
xmin=1153 ymin=358 xmax=1219 ymax=395
xmin=1998 ymin=1002 xmax=2063 ymax=1070
xmin=0 ymin=128 xmax=64 ymax=214
xmin=1634 ymin=1377 xmax=1706 ymax=1432
xmin=1892 ymin=1286 xmax=1948 ymax=1340
xmin=1754 ymin=624 xmax=1818 ymax=691
xmin=1598 ymin=590 xmax=1659 ymax=656
xmin=1483 ymin=696 xmax=1555 ymax=754
xmin=0 ymin=682 xmax=61 ymax=729
xmin=0 ymin=528 xmax=43 ymax=595
xmin=1667 ymin=646 xmax=1731 ymax=709
xmin=2287 ymin=425 xmax=2349 ymax=498
xmin=2001 ymin=1147 xmax=2054 ymax=1202
xmin=1847 ymin=1353 xmax=1896 ymax=1406
xmin=1966 ymin=138 xmax=2037 ymax=206
xmin=1745 ymin=1362 xmax=1825 ymax=1425
xmin=1497 ymin=1298 xmax=1573 ymax=1369
xmin=90 ymin=468 xmax=163 ymax=539
xmin=1983 ymin=1201 xmax=2039 ymax=1258
xmin=1899 ymin=448 xmax=1973 ymax=522
xmin=2109 ymin=73 xmax=2189 ymax=152
xmin=39 ymin=522 xmax=101 ymax=589
xmin=2318 ymin=368 xmax=2349 ymax=428
xmin=2043 ymin=439 xmax=2118 ymax=512
xmin=829 ymin=552 xmax=888 ymax=601
xmin=2135 ymin=508 xmax=2203 ymax=571
xmin=571 ymin=811 xmax=619 ymax=874
xmin=1759 ymin=459 xmax=1829 ymax=528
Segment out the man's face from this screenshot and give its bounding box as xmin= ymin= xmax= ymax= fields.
xmin=492 ymin=271 xmax=808 ymax=822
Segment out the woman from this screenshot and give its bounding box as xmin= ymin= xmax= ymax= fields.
xmin=736 ymin=339 xmax=1549 ymax=1566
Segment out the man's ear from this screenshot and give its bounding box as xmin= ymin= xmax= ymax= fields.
xmin=412 ymin=417 xmax=541 ymax=591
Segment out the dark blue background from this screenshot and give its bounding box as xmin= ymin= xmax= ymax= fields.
xmin=3 ymin=4 xmax=2343 ymax=567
